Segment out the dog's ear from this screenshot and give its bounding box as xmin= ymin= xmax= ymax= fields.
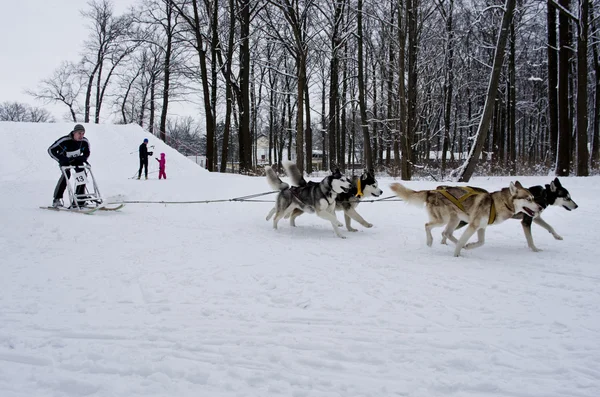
xmin=514 ymin=180 xmax=523 ymax=189
xmin=509 ymin=181 xmax=518 ymax=195
xmin=550 ymin=179 xmax=558 ymax=192
xmin=553 ymin=177 xmax=562 ymax=188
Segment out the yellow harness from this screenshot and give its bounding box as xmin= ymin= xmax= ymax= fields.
xmin=436 ymin=186 xmax=496 ymax=225
xmin=355 ymin=178 xmax=363 ymax=197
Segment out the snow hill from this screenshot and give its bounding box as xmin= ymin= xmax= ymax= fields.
xmin=0 ymin=121 xmax=599 ymax=397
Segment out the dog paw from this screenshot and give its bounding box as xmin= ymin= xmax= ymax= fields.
xmin=363 ymin=222 xmax=373 ymax=228
xmin=337 ymin=222 xmax=344 ymax=227
xmin=552 ymin=234 xmax=563 ymax=240
xmin=347 ymin=227 xmax=358 ymax=232
xmin=441 ymin=237 xmax=448 ymax=245
xmin=530 ymin=246 xmax=542 ymax=252
xmin=464 ymin=243 xmax=476 ymax=250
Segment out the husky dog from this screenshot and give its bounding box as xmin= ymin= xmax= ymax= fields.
xmin=265 ymin=165 xmax=351 ymax=238
xmin=282 ymin=162 xmax=383 ymax=232
xmin=441 ymin=177 xmax=578 ymax=252
xmin=390 ymin=181 xmax=542 ymax=257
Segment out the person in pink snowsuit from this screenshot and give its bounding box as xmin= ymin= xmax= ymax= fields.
xmin=156 ymin=153 xmax=166 ymax=179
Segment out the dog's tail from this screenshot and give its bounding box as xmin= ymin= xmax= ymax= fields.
xmin=265 ymin=166 xmax=289 ymax=191
xmin=283 ymin=161 xmax=306 ymax=187
xmin=389 ymin=183 xmax=428 ymax=206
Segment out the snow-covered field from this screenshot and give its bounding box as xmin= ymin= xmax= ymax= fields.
xmin=1 ymin=121 xmax=599 ymax=397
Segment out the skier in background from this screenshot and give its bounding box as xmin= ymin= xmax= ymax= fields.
xmin=138 ymin=138 xmax=153 ymax=179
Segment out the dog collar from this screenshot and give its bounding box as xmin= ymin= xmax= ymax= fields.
xmin=355 ymin=178 xmax=363 ymax=197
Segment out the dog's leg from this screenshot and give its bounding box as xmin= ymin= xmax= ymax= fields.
xmin=266 ymin=206 xmax=276 ymax=221
xmin=344 ymin=207 xmax=372 ymax=231
xmin=441 ymin=216 xmax=460 ymax=245
xmin=273 ymin=210 xmax=285 ymax=229
xmin=521 ymin=216 xmax=541 ymax=252
xmin=273 ymin=205 xmax=294 ymax=229
xmin=344 ymin=212 xmax=357 ymax=232
xmin=425 ymin=220 xmax=445 ymax=247
xmin=454 ymin=225 xmax=478 ymax=257
xmin=533 ymin=216 xmax=563 ymax=240
xmin=316 ymin=210 xmax=346 ymax=239
xmin=465 ymin=228 xmax=486 ymax=250
xmin=442 ymin=220 xmax=466 ymax=244
xmin=289 ymin=209 xmax=303 ymax=227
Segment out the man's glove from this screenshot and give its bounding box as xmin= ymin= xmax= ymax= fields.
xmin=148 ymin=151 xmax=154 ymax=156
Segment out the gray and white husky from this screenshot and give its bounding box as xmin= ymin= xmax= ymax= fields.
xmin=282 ymin=162 xmax=383 ymax=232
xmin=265 ymin=164 xmax=351 ymax=238
xmin=390 ymin=181 xmax=542 ymax=257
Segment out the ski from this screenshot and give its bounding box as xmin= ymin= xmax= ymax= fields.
xmin=98 ymin=203 xmax=125 ymax=211
xmin=40 ymin=203 xmax=124 ymax=214
xmin=40 ymin=206 xmax=102 ymax=215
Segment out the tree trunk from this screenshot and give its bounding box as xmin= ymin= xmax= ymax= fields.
xmin=556 ymin=0 xmax=571 ymax=176
xmin=295 ymin=53 xmax=306 ymax=172
xmin=441 ymin=0 xmax=454 ymax=177
xmin=238 ymin=0 xmax=252 ymax=173
xmin=508 ymin=20 xmax=516 ymax=175
xmin=304 ymin=76 xmax=312 ymax=174
xmin=547 ymin=0 xmax=559 ymax=163
xmin=328 ymin=16 xmax=340 ymax=170
xmin=405 ymin=0 xmax=419 ymax=179
xmin=457 ymin=0 xmax=516 ymax=182
xmin=576 ymin=0 xmax=589 ymax=176
xmin=397 ymin=0 xmax=409 ymax=177
xmin=591 ymin=6 xmax=600 ymax=169
xmin=159 ymin=1 xmax=173 ymax=143
xmin=357 ymin=0 xmax=373 ymax=171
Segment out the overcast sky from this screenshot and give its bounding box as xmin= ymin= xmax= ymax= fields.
xmin=0 ymin=0 xmax=137 ymax=121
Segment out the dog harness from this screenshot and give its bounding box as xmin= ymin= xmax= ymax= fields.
xmin=436 ymin=186 xmax=496 ymax=225
xmin=355 ymin=179 xmax=363 ymax=197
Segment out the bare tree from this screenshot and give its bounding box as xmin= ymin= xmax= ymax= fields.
xmin=262 ymin=0 xmax=318 ymax=173
xmin=456 ymin=0 xmax=517 ymax=182
xmin=0 ymin=102 xmax=54 ymax=122
xmin=27 ymin=61 xmax=83 ymax=122
xmin=81 ymin=0 xmax=135 ymax=123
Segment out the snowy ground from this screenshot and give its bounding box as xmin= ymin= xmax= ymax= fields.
xmin=1 ymin=121 xmax=599 ymax=397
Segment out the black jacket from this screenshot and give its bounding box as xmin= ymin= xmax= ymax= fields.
xmin=48 ymin=134 xmax=90 ymax=166
xmin=139 ymin=143 xmax=153 ymax=159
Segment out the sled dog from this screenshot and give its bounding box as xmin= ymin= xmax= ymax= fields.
xmin=442 ymin=177 xmax=578 ymax=251
xmin=389 ymin=181 xmax=542 ymax=257
xmin=265 ymin=165 xmax=351 ymax=238
xmin=281 ymin=162 xmax=383 ymax=232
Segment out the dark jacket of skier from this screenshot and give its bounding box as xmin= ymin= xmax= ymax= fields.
xmin=48 ymin=128 xmax=90 ymax=166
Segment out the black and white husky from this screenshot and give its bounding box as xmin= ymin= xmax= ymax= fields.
xmin=282 ymin=162 xmax=383 ymax=232
xmin=513 ymin=177 xmax=578 ymax=251
xmin=265 ymin=164 xmax=351 ymax=238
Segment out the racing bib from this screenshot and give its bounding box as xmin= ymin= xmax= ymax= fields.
xmin=73 ymin=170 xmax=88 ymax=186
